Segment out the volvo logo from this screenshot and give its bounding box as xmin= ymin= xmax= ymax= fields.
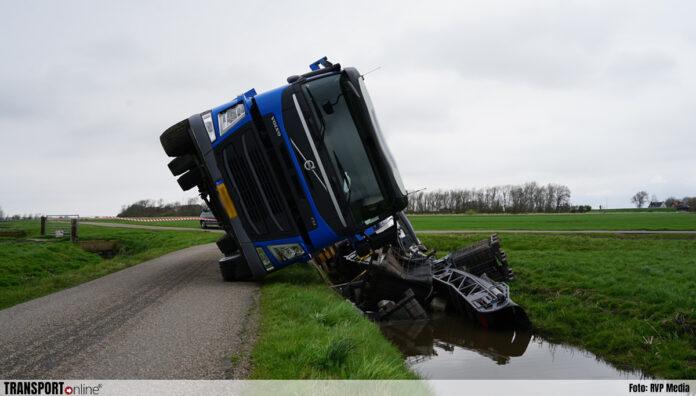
xmin=304 ymin=160 xmax=316 ymax=171
xmin=270 ymin=115 xmax=281 ymax=137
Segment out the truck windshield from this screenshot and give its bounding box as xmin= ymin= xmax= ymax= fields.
xmin=301 ymin=74 xmax=391 ymax=226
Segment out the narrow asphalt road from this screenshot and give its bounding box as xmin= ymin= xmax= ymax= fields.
xmin=0 ymin=243 xmax=259 ymax=379
xmin=81 ymin=222 xmax=696 ymax=235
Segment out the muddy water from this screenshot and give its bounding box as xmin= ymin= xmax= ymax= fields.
xmin=380 ymin=313 xmax=645 ymax=379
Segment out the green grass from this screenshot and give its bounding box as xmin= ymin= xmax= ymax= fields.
xmin=408 ymin=212 xmax=696 ymax=231
xmin=6 ymin=216 xmax=694 ymax=378
xmin=599 ymin=207 xmax=677 ymax=213
xmin=0 ymin=220 xmax=220 ymax=309
xmin=251 ymin=263 xmax=417 ymax=379
xmin=418 ymin=232 xmax=696 ymax=379
xmin=86 ymin=211 xmax=696 ymax=231
xmin=1 ymin=220 xmax=415 ymax=380
xmin=84 ymin=218 xmax=201 ymax=228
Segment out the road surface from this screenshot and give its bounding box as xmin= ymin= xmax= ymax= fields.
xmin=0 ymin=243 xmax=259 ymax=379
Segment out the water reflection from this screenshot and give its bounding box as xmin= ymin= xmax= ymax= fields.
xmin=380 ymin=313 xmax=644 ymax=379
xmin=381 ymin=314 xmax=531 ymax=366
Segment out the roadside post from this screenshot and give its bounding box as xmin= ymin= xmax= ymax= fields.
xmin=70 ymin=218 xmax=78 ymax=243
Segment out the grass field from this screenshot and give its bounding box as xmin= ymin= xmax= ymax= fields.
xmin=85 ymin=218 xmax=201 ymax=228
xmin=599 ymin=208 xmax=677 ymax=213
xmin=408 ymin=212 xmax=696 ymax=231
xmin=0 ymin=220 xmax=220 ymax=309
xmin=251 ymin=263 xmax=416 ymax=379
xmin=418 ymin=232 xmax=696 ymax=379
xmin=82 ymin=212 xmax=696 ymax=232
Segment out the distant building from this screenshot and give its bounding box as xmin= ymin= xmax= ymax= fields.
xmin=648 ymin=201 xmax=666 ymax=208
xmin=675 ymin=201 xmax=690 ymax=211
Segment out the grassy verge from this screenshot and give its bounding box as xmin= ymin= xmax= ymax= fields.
xmin=84 ymin=218 xmax=201 ymax=228
xmin=0 ymin=220 xmax=219 ymax=309
xmin=599 ymin=208 xmax=677 ymax=213
xmin=83 ymin=211 xmax=696 ymax=231
xmin=2 ymin=220 xmax=415 ymax=379
xmin=408 ymin=212 xmax=696 ymax=231
xmin=418 ymin=232 xmax=696 ymax=379
xmin=251 ymin=263 xmax=417 ymax=379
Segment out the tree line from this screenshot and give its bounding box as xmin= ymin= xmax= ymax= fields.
xmin=117 ymin=198 xmax=205 ymax=217
xmin=0 ymin=206 xmax=44 ymax=220
xmin=405 ymin=182 xmax=582 ymax=214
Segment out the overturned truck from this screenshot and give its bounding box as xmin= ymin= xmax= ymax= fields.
xmin=160 ymin=57 xmax=529 ymax=329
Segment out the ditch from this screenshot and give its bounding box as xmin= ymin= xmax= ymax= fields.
xmin=380 ymin=313 xmax=647 ymax=379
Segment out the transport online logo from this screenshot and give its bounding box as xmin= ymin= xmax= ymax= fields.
xmin=3 ymin=382 xmax=102 ymax=395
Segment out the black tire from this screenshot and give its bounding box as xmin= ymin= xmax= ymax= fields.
xmin=216 ymin=233 xmax=239 ymax=255
xmin=177 ymin=169 xmax=202 ymax=191
xmin=219 ymin=253 xmax=252 ymax=281
xmin=219 ymin=261 xmax=236 ymax=282
xmin=168 ymin=154 xmax=196 ymax=176
xmin=160 ymin=119 xmax=194 ymax=157
xmin=200 ymin=221 xmax=206 ymax=229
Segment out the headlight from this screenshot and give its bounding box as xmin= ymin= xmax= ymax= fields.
xmin=256 ymin=247 xmax=275 ymax=271
xmin=202 ymin=111 xmax=216 ymax=142
xmin=218 ymin=103 xmax=246 ymax=135
xmin=267 ymin=243 xmax=306 ymax=262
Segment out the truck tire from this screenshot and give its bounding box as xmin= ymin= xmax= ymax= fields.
xmin=216 ymin=233 xmax=239 ymax=255
xmin=219 ymin=261 xmax=236 ymax=281
xmin=177 ymin=169 xmax=202 ymax=191
xmin=219 ymin=253 xmax=252 ymax=281
xmin=160 ymin=119 xmax=194 ymax=157
xmin=168 ymin=154 xmax=196 ymax=176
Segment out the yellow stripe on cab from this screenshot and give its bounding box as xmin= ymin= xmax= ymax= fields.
xmin=216 ymin=183 xmax=238 ymax=220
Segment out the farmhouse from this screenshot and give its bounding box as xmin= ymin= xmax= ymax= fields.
xmin=648 ymin=201 xmax=666 ymax=208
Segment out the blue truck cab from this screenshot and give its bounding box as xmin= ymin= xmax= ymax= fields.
xmin=160 ymin=58 xmax=408 ymax=281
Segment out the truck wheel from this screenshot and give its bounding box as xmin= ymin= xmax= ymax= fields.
xmin=160 ymin=119 xmax=194 ymax=157
xmin=177 ymin=169 xmax=202 ymax=191
xmin=219 ymin=253 xmax=252 ymax=281
xmin=216 ymin=233 xmax=239 ymax=255
xmin=168 ymin=154 xmax=196 ymax=176
xmin=219 ymin=260 xmax=237 ymax=281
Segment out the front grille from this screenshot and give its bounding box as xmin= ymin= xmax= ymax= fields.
xmin=247 ymin=145 xmax=284 ymax=216
xmin=222 ymin=127 xmax=291 ymax=239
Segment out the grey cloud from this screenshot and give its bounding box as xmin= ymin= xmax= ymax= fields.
xmin=380 ymin=5 xmax=617 ymax=89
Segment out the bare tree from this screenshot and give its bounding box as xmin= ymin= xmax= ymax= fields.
xmin=664 ymin=196 xmax=677 ymax=207
xmin=687 ymin=197 xmax=696 ymax=212
xmin=187 ymin=196 xmax=202 ymax=205
xmin=631 ymin=191 xmax=649 ymax=208
xmin=555 ymin=185 xmax=571 ymax=211
xmin=0 ymin=206 xmax=4 ymax=220
xmin=404 ymin=182 xmax=574 ymax=214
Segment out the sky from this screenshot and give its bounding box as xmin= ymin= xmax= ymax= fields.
xmin=1 ymin=0 xmax=695 ymax=216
